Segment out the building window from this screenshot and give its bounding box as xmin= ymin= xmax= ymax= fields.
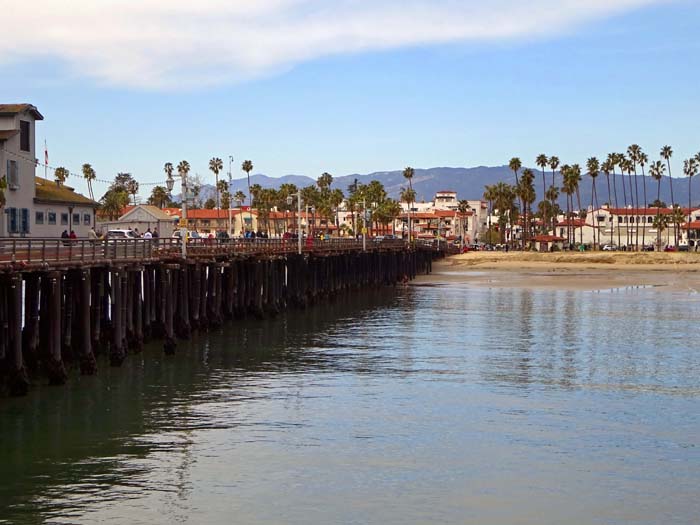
xmin=7 ymin=208 xmax=18 ymax=233
xmin=61 ymin=213 xmax=69 ymax=225
xmin=83 ymin=213 xmax=91 ymax=225
xmin=618 ymin=217 xmax=623 ymax=223
xmin=20 ymin=121 xmax=30 ymax=152
xmin=6 ymin=160 xmax=19 ymax=189
xmin=73 ymin=213 xmax=80 ymax=225
xmin=48 ymin=212 xmax=57 ymax=225
xmin=36 ymin=211 xmax=45 ymax=224
xmin=20 ymin=208 xmax=29 ymax=233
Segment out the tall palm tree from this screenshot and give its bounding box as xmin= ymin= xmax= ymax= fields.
xmin=81 ymin=163 xmax=96 ymax=200
xmin=402 ymin=167 xmax=415 ymax=241
xmin=621 ymin=157 xmax=635 ymax=248
xmin=519 ymin=169 xmax=536 ymax=248
xmin=55 ymin=166 xmax=69 ymax=187
xmin=508 ymin=158 xmax=523 ymax=246
xmin=638 ymin=152 xmax=649 ymax=249
xmin=483 ymin=185 xmax=496 ymax=244
xmin=549 ymin=156 xmax=560 ymax=190
xmin=650 ymin=160 xmax=666 ymax=248
xmin=610 ymin=153 xmax=626 ymax=247
xmin=684 ymin=158 xmax=698 ymax=232
xmin=586 ymin=157 xmax=600 ymax=249
xmin=536 ymin=155 xmax=548 ymax=231
xmin=570 ymin=164 xmax=584 ymax=245
xmin=601 ymin=160 xmax=614 ymax=246
xmin=560 ymin=165 xmax=574 ymax=246
xmin=627 ymin=145 xmax=642 ymax=250
xmin=545 ymin=185 xmax=560 ymax=236
xmin=241 ymin=160 xmax=254 ymax=227
xmin=209 ymin=157 xmax=224 ymax=209
xmin=661 ymin=145 xmax=675 ymax=212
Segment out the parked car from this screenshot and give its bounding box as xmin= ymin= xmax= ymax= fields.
xmin=664 ymin=245 xmax=677 ymax=252
xmin=678 ymin=242 xmax=689 ymax=252
xmin=172 ymin=230 xmax=201 ymax=240
xmin=602 ymin=244 xmax=618 ymax=251
xmin=642 ymin=244 xmax=655 ymax=252
xmin=373 ymin=235 xmax=397 ymax=243
xmin=106 ymin=229 xmax=137 ymax=239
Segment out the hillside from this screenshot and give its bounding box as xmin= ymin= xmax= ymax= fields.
xmin=187 ymin=167 xmax=687 ymax=209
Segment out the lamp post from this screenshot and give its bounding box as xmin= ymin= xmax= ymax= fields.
xmin=166 ymin=169 xmax=187 ymax=258
xmin=287 ymin=192 xmax=303 ymax=255
xmin=227 ymin=155 xmax=234 ymax=237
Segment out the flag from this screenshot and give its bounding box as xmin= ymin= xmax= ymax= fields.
xmin=44 ymin=140 xmax=48 ymax=166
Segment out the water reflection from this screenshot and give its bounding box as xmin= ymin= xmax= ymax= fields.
xmin=1 ymin=282 xmax=699 ymax=524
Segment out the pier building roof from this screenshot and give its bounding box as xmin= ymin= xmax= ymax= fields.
xmin=34 ymin=177 xmax=98 ymax=207
xmin=0 ymin=104 xmax=44 ymax=120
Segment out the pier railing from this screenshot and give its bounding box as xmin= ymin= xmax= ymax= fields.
xmin=0 ymin=237 xmax=446 ymax=267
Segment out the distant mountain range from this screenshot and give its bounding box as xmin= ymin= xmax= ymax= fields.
xmin=183 ymin=166 xmax=689 ymax=208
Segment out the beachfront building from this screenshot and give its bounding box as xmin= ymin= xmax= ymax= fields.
xmin=1 ymin=103 xmax=97 ymax=237
xmin=551 ymin=206 xmax=700 ymax=248
xmin=185 ymin=208 xmax=257 ymax=236
xmin=97 ymin=204 xmax=178 ymax=237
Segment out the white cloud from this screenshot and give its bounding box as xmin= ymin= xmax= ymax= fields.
xmin=1 ymin=0 xmax=664 ymax=89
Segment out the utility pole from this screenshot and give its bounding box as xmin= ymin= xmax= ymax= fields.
xmin=180 ymin=173 xmax=188 ymax=258
xmin=228 ymin=155 xmax=233 ymax=236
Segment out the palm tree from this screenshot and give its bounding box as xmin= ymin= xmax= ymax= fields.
xmin=400 ymin=187 xmax=416 ymax=239
xmin=241 ymin=160 xmax=254 ymax=226
xmin=601 ymin=160 xmax=614 ymax=246
xmin=684 ymin=158 xmax=698 ymax=232
xmin=628 ymin=145 xmax=642 ymax=249
xmin=55 ymin=166 xmax=69 ymax=187
xmin=571 ymin=164 xmax=584 ymax=245
xmin=233 ymin=190 xmax=247 ymax=232
xmin=549 ymin=156 xmax=560 ymax=191
xmin=508 ymin=158 xmax=523 ymax=246
xmin=148 ymin=186 xmax=169 ymax=208
xmin=126 ymin=179 xmax=139 ymax=205
xmin=483 ymin=185 xmax=496 ymax=244
xmin=561 ymin=165 xmax=573 ymax=246
xmin=661 ymin=145 xmax=675 ymax=213
xmin=317 ymin=172 xmax=333 ymax=192
xmin=81 ymin=163 xmax=96 ymax=200
xmin=545 ymin=185 xmax=560 ymax=236
xmin=519 ymin=169 xmax=536 ymax=247
xmin=209 ymin=157 xmax=224 ymax=209
xmin=586 ymin=157 xmax=600 ymax=249
xmin=402 ymin=167 xmax=415 ymax=241
xmin=536 ymin=154 xmax=548 ymax=230
xmin=638 ymin=152 xmax=649 ymax=249
xmin=650 ymin=160 xmax=666 ymax=247
xmin=652 ymin=213 xmax=668 ymax=249
xmin=621 ymin=157 xmax=634 ymax=248
xmin=608 ymin=153 xmax=623 ymax=247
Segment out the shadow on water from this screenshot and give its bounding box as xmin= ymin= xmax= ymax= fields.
xmin=0 ymin=288 xmax=404 ymax=524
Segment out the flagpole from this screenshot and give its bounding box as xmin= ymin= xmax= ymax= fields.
xmin=44 ymin=140 xmax=48 ymax=179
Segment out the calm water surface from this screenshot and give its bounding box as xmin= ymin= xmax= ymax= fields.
xmin=1 ymin=276 xmax=699 ymax=524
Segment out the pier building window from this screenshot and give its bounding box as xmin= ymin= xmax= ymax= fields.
xmin=7 ymin=208 xmax=18 ymax=233
xmin=61 ymin=213 xmax=68 ymax=225
xmin=73 ymin=213 xmax=80 ymax=225
xmin=21 ymin=209 xmax=29 ymax=233
xmin=83 ymin=213 xmax=91 ymax=225
xmin=20 ymin=121 xmax=30 ymax=152
xmin=48 ymin=212 xmax=56 ymax=225
xmin=35 ymin=211 xmax=44 ymax=225
xmin=6 ymin=160 xmax=19 ymax=189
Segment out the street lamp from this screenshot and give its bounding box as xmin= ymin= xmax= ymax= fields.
xmin=227 ymin=155 xmax=234 ymax=236
xmin=287 ymin=192 xmax=303 ymax=255
xmin=166 ymin=168 xmax=187 ymax=258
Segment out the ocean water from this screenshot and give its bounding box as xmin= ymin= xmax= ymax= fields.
xmin=1 ymin=277 xmax=699 ymax=524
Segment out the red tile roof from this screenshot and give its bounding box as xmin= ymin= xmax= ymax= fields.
xmin=533 ymin=234 xmax=565 ymax=242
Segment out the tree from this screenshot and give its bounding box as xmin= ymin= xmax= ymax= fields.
xmin=233 ymin=190 xmax=247 ymax=231
xmin=403 ymin=167 xmax=415 ymax=241
xmin=317 ymin=172 xmax=333 ymax=192
xmin=684 ymin=158 xmax=698 ymax=231
xmin=601 ymin=160 xmax=614 ymax=246
xmin=209 ymin=157 xmax=224 ymax=209
xmin=55 ymin=166 xmax=69 ymax=186
xmin=608 ymin=154 xmax=622 ymax=247
xmin=204 ymin=198 xmax=216 ymax=209
xmin=483 ymin=185 xmax=496 ymax=245
xmin=638 ymin=152 xmax=649 ymax=249
xmin=100 ymin=188 xmax=130 ymax=220
xmin=400 ymin=187 xmax=417 ymax=238
xmin=652 ymin=213 xmax=668 ymax=249
xmin=586 ymin=157 xmax=600 ymax=249
xmin=509 ymin=158 xmax=523 ymax=247
xmin=518 ymin=169 xmax=536 ymax=247
xmin=549 ymin=156 xmax=560 ymax=193
xmin=241 ymin=160 xmax=254 ymax=225
xmin=148 ymin=186 xmax=169 ymax=208
xmin=81 ymin=164 xmax=96 ymax=200
xmin=661 ymin=145 xmax=675 ymax=213
xmin=628 ymin=144 xmax=642 ymax=250
xmin=650 ymin=160 xmax=666 ymax=241
xmin=126 ymin=179 xmax=139 ymax=205
xmin=0 ymin=176 xmax=6 ymax=212
xmin=536 ymin=154 xmax=548 ymax=229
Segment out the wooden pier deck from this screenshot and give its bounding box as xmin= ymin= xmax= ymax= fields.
xmin=0 ymin=238 xmax=449 ymax=397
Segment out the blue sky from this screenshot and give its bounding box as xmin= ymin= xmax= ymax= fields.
xmin=2 ymin=0 xmax=699 ymax=199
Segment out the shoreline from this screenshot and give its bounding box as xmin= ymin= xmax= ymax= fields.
xmin=414 ymin=252 xmax=700 ymax=292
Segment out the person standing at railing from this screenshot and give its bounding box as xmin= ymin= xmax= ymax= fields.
xmin=88 ymin=227 xmax=99 ymax=245
xmin=143 ymin=229 xmax=153 ymax=239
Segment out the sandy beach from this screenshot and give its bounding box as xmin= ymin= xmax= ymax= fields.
xmin=416 ymin=251 xmax=700 ymax=292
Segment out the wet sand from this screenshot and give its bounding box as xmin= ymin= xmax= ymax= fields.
xmin=415 ymin=252 xmax=700 ymax=292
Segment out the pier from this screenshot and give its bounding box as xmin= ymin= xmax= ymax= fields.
xmin=0 ymin=238 xmax=446 ymax=397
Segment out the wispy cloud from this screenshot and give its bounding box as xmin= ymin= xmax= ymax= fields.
xmin=2 ymin=0 xmax=664 ymax=89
